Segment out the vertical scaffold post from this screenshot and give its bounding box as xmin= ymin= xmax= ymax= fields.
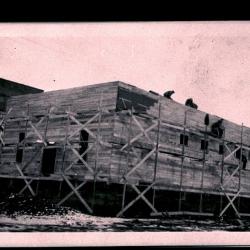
xmin=121 ymin=108 xmax=133 ymax=213
xmin=21 ymin=104 xmax=30 ymax=169
xmin=36 ymin=105 xmax=51 ymax=195
xmin=18 ymin=104 xmax=29 ymax=193
xmin=61 ymin=108 xmax=71 ymax=173
xmin=219 ymin=123 xmax=243 ymax=220
xmin=152 ymin=102 xmax=161 ymax=208
xmin=59 ymin=107 xmax=71 ymax=197
xmin=220 ymin=130 xmax=226 ymax=212
xmin=92 ymin=92 xmax=103 ymax=210
xmin=0 ymin=107 xmax=13 ymax=146
xmin=178 ymin=110 xmax=187 ymax=212
xmin=0 ymin=113 xmax=2 ymax=166
xmin=199 ymin=120 xmax=208 ymax=212
xmin=0 ymin=108 xmax=13 ymax=187
xmin=238 ymin=123 xmax=244 ymax=212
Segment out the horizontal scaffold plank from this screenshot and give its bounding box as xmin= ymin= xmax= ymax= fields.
xmin=150 ymin=211 xmax=214 ymax=217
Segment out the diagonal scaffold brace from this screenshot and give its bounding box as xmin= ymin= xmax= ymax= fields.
xmin=57 ymin=111 xmax=98 ymax=212
xmin=58 ymin=100 xmax=110 ymax=212
xmin=116 ymin=182 xmax=157 ymax=217
xmin=219 ymin=187 xmax=242 ymax=218
xmin=117 ymin=101 xmax=160 ymax=217
xmin=60 ymin=174 xmax=93 ymax=214
xmin=0 ymin=108 xmax=13 ymax=146
xmin=16 ymin=106 xmax=56 ymax=195
xmin=64 ymin=105 xmax=110 ymax=177
xmin=14 ymin=163 xmax=36 ymax=196
xmin=219 ymin=123 xmax=244 ymax=219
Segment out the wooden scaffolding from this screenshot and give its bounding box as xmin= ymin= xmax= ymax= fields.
xmin=0 ymin=92 xmax=250 ymax=219
xmin=114 ymin=96 xmax=250 ymax=219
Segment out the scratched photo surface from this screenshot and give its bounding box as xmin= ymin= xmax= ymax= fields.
xmin=1 ymin=22 xmax=250 ymax=246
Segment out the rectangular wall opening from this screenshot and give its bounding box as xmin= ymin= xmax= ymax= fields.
xmin=16 ymin=149 xmax=23 ymax=163
xmin=180 ymin=134 xmax=188 ymax=146
xmin=219 ymin=144 xmax=224 ymax=155
xmin=201 ymin=140 xmax=209 ymax=153
xmin=41 ymin=148 xmax=57 ymax=176
xmin=78 ymin=130 xmax=89 ymax=163
xmin=19 ymin=132 xmax=25 ymax=142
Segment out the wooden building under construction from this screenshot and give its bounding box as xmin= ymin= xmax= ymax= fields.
xmin=1 ymin=78 xmax=250 ymax=218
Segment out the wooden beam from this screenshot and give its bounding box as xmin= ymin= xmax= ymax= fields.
xmin=121 ymin=110 xmax=133 ymax=212
xmin=153 ymin=102 xmax=161 ymax=207
xmin=224 ymin=146 xmax=241 ymax=161
xmin=238 ymin=124 xmax=244 ymax=192
xmin=239 ymin=213 xmax=250 ymax=217
xmin=62 ymin=174 xmax=93 ymax=214
xmin=61 ymin=112 xmax=70 ymax=173
xmin=0 ymin=108 xmax=13 ymax=146
xmin=18 ymin=179 xmax=34 ymax=195
xmin=14 ymin=163 xmax=36 ymax=196
xmin=131 ymin=184 xmax=158 ymax=213
xmin=179 ymin=110 xmax=187 ymax=211
xmin=92 ymin=93 xmax=103 ymax=209
xmin=27 ymin=120 xmax=47 ymax=146
xmin=0 ymin=174 xmax=63 ymax=181
xmin=153 ymin=102 xmax=161 ymax=182
xmin=65 ymin=142 xmax=94 ymax=174
xmin=151 ymin=211 xmax=214 ymax=217
xmin=20 ymin=116 xmax=46 ymax=143
xmin=219 ymin=187 xmax=241 ymax=218
xmin=200 ymin=122 xmax=208 ymax=212
xmin=224 ymin=143 xmax=232 ymax=154
xmin=222 ymin=165 xmax=241 ymax=188
xmin=131 ymin=115 xmax=154 ymax=145
xmin=124 ymin=147 xmax=156 ymax=179
xmin=120 ymin=122 xmax=157 ymax=151
xmin=67 ymin=113 xmax=99 ymax=140
xmin=65 ymin=144 xmax=95 ymax=172
xmin=116 ymin=182 xmax=155 ymax=217
xmin=57 ymin=180 xmax=87 ymax=206
xmin=0 ymin=134 xmax=4 ymax=145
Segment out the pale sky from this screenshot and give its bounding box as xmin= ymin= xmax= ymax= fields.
xmin=1 ymin=22 xmax=250 ymax=126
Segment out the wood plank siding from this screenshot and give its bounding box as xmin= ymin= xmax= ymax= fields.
xmin=1 ymin=80 xmax=250 ymax=198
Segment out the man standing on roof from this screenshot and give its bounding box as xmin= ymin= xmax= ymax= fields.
xmin=163 ymin=90 xmax=175 ymax=99
xmin=185 ymin=98 xmax=198 ymax=109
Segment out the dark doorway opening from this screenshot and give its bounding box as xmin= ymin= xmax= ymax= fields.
xmin=19 ymin=132 xmax=25 ymax=142
xmin=201 ymin=140 xmax=208 ymax=150
xmin=16 ymin=149 xmax=23 ymax=163
xmin=78 ymin=130 xmax=89 ymax=163
xmin=41 ymin=148 xmax=57 ymax=176
xmin=219 ymin=144 xmax=224 ymax=155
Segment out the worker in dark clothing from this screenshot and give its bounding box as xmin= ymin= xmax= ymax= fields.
xmin=204 ymin=114 xmax=210 ymax=126
xmin=211 ymin=119 xmax=225 ymax=138
xmin=242 ymin=154 xmax=248 ymax=170
xmin=163 ymin=90 xmax=175 ymax=99
xmin=185 ymin=98 xmax=198 ymax=109
xmin=236 ymin=148 xmax=248 ymax=170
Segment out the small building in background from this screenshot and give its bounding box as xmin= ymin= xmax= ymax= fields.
xmin=0 ymin=78 xmax=43 ymax=111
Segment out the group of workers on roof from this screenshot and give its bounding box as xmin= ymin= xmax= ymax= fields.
xmin=161 ymin=89 xmax=248 ymax=170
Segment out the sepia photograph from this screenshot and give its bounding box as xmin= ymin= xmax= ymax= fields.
xmin=1 ymin=21 xmax=250 ymax=246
